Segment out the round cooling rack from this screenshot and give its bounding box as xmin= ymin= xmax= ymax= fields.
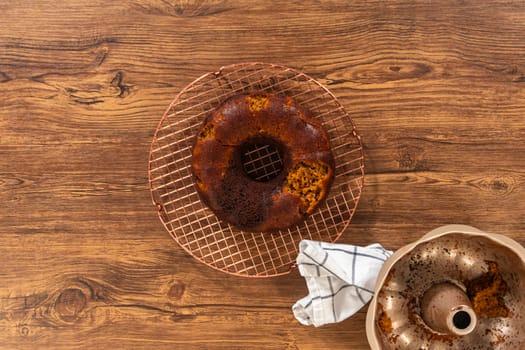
xmin=149 ymin=62 xmax=364 ymax=277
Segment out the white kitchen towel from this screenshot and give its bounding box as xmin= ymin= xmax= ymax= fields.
xmin=293 ymin=240 xmax=393 ymax=327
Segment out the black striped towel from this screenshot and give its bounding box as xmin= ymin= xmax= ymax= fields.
xmin=293 ymin=240 xmax=393 ymax=327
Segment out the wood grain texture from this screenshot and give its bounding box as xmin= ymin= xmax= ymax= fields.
xmin=1 ymin=0 xmax=525 ymax=349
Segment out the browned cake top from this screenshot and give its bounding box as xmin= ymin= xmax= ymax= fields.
xmin=191 ymin=93 xmax=334 ymax=232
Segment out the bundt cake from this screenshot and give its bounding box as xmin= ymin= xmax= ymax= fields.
xmin=191 ymin=93 xmax=335 ymax=232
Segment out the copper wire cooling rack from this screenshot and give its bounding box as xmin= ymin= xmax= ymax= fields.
xmin=149 ymin=62 xmax=364 ymax=277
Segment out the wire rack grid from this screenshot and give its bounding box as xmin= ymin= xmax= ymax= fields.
xmin=149 ymin=62 xmax=364 ymax=277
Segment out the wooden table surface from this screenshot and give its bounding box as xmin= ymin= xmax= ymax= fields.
xmin=2 ymin=1 xmax=525 ymax=349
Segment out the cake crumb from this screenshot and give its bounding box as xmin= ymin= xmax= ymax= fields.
xmin=466 ymin=261 xmax=510 ymax=318
xmin=283 ymin=161 xmax=330 ymax=213
xmin=377 ymin=303 xmax=393 ymax=334
xmin=247 ymin=95 xmax=270 ymax=112
xmin=199 ymin=123 xmax=215 ymax=139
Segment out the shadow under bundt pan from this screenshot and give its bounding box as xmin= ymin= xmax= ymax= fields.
xmin=366 ymin=225 xmax=525 ymax=349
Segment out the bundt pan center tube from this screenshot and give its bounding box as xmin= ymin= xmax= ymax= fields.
xmin=420 ymin=282 xmax=478 ymax=336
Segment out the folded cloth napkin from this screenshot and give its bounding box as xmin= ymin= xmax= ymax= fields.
xmin=293 ymin=240 xmax=393 ymax=327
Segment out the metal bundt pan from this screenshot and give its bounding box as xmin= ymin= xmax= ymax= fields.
xmin=366 ymin=225 xmax=525 ymax=349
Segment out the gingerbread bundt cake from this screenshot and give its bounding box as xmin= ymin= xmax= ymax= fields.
xmin=191 ymin=93 xmax=335 ymax=232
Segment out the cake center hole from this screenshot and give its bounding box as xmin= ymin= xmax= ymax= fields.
xmin=241 ymin=142 xmax=284 ymax=182
xmin=452 ymin=311 xmax=471 ymax=330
